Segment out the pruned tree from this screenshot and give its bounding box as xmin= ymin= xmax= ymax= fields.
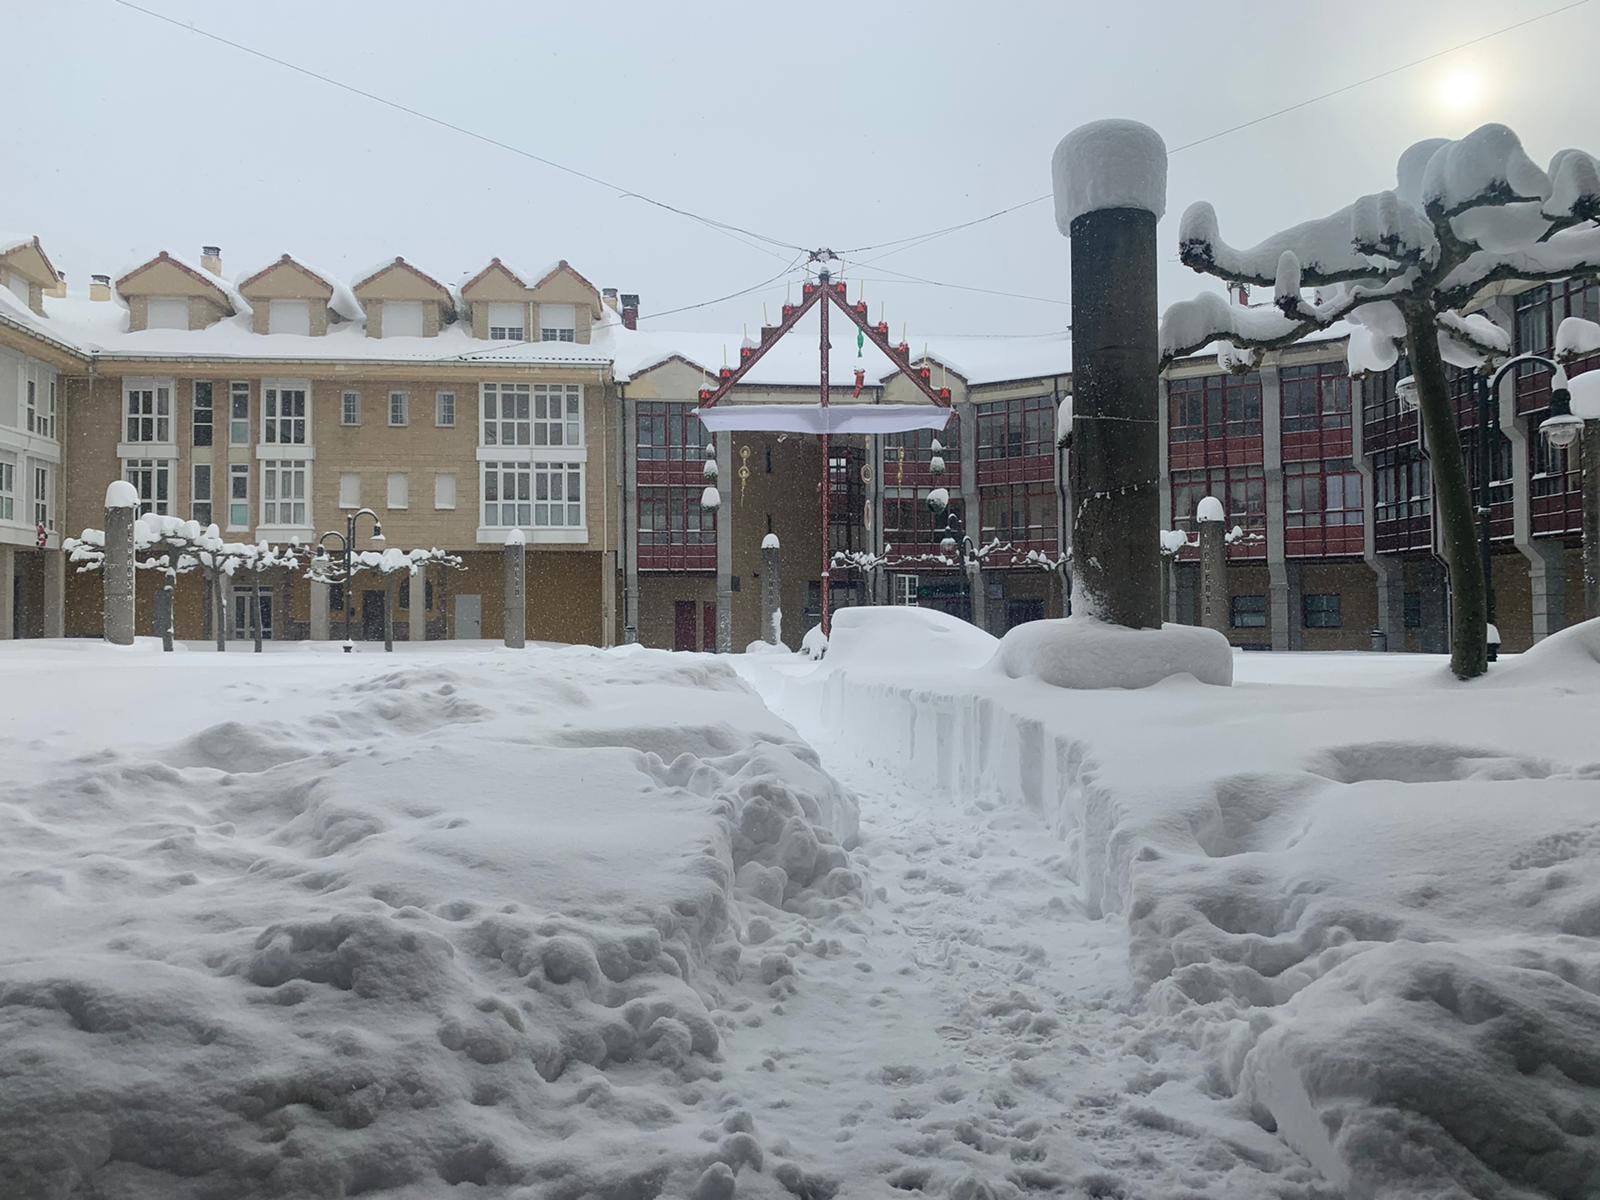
xmin=1161 ymin=124 xmax=1600 ymax=678
xmin=234 ymin=541 xmax=311 ymax=652
xmin=308 ymin=546 xmax=463 ymax=651
xmin=65 ymin=516 xmax=248 ymax=651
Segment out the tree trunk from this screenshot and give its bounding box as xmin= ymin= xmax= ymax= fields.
xmin=251 ymin=578 xmax=263 ymax=653
xmin=384 ymin=577 xmax=395 ymax=652
xmin=162 ymin=567 xmax=176 ymax=652
xmin=1404 ymin=303 xmax=1487 ymax=679
xmin=213 ymin=570 xmax=227 ymax=652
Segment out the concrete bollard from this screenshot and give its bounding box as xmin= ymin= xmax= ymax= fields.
xmin=1196 ymin=495 xmax=1228 ymax=634
xmin=503 ymin=528 xmax=526 ymax=648
xmin=760 ymin=532 xmax=782 ymax=645
xmin=1054 ymin=120 xmax=1167 ymax=629
xmin=103 ymin=480 xmax=139 ymax=646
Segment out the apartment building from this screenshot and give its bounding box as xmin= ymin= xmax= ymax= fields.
xmin=0 ymin=229 xmax=1593 ymax=655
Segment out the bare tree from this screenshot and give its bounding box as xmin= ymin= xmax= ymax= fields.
xmin=1162 ymin=124 xmax=1599 ymax=678
xmin=308 ymin=546 xmax=463 ymax=652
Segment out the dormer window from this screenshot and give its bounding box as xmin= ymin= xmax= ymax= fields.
xmin=146 ymin=298 xmax=190 ymax=330
xmin=540 ymin=304 xmax=577 ymax=343
xmin=3 ymin=270 xmax=29 ymax=305
xmin=269 ymin=299 xmax=311 ymax=335
xmin=383 ymin=300 xmax=425 ymax=337
xmin=488 ymin=303 xmax=525 ymax=341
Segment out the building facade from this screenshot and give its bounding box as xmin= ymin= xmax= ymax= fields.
xmin=0 ymin=231 xmax=1593 ymax=655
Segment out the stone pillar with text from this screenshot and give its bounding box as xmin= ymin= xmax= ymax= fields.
xmin=103 ymin=481 xmax=139 ymax=646
xmin=504 ymin=529 xmax=526 ymax=649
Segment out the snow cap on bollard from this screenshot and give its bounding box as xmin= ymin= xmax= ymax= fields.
xmin=1051 ymin=119 xmax=1168 ymax=234
xmin=1195 ymin=495 xmax=1226 ymax=523
xmin=505 ymin=527 xmax=525 ymax=547
xmin=105 ymin=480 xmax=140 ymax=509
xmin=761 ymin=532 xmax=780 ymax=550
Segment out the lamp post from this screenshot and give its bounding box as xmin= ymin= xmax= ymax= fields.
xmin=1535 ymin=360 xmax=1589 ymax=619
xmin=314 ymin=507 xmax=384 ymax=652
xmin=940 ymin=509 xmax=977 ymax=625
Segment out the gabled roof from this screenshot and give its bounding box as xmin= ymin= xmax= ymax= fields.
xmin=531 ymin=259 xmax=603 ymax=315
xmin=236 ymin=253 xmax=335 ymax=294
xmin=0 ymin=235 xmax=61 ymax=287
xmin=352 ymin=256 xmax=452 ymax=298
xmin=458 ymin=257 xmax=531 ymax=295
xmin=235 ymin=254 xmax=363 ymax=322
xmin=115 ymin=251 xmax=243 ymax=314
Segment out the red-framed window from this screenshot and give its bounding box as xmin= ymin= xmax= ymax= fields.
xmin=1360 ymin=357 xmax=1420 ymax=455
xmin=1167 ymin=372 xmax=1263 ymax=442
xmin=1280 ymin=362 xmax=1352 ymax=431
xmin=1372 ymin=446 xmax=1433 ymax=553
xmin=1530 ymin=425 xmax=1583 ymax=536
xmin=636 ymin=402 xmax=710 ymax=486
xmin=884 ymin=415 xmax=959 ymax=489
xmin=976 ymin=395 xmax=1054 ymax=460
xmin=977 ymin=483 xmax=1058 ymax=551
xmin=1515 ymin=280 xmax=1600 ymax=413
xmin=1170 ymin=465 xmax=1266 ymax=558
xmin=1459 ymin=426 xmax=1516 ymax=542
xmin=884 ymin=496 xmax=964 ymax=552
xmin=1284 ymin=458 xmax=1363 ymax=557
xmin=637 ymin=485 xmax=716 ymax=571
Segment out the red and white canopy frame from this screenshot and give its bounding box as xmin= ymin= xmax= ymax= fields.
xmin=694 ymin=272 xmax=954 ymax=635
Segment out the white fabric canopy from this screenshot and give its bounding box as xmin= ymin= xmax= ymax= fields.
xmin=693 ymin=403 xmax=951 ymax=435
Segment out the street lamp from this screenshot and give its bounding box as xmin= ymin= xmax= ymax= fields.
xmin=941 ymin=509 xmax=977 ymax=624
xmin=315 ymin=508 xmax=384 ymax=651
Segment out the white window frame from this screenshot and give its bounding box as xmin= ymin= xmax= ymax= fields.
xmin=262 ymin=380 xmax=310 ymax=445
xmin=192 ymin=463 xmax=213 ymax=526
xmin=388 ymin=391 xmax=409 ymax=427
xmin=341 ymin=390 xmax=361 ymax=426
xmin=894 ymin=574 xmax=920 ymax=606
xmin=268 ymin=298 xmax=312 ymax=336
xmin=436 ymin=390 xmax=456 ymax=427
xmin=124 ymin=379 xmax=174 ymax=444
xmin=487 ymin=302 xmax=525 ymax=341
xmin=228 ymin=463 xmax=249 ymax=529
xmin=260 ymin=459 xmax=309 ymax=528
xmin=339 ymin=472 xmax=361 ymax=509
xmin=480 ymin=383 xmax=530 ymax=446
xmin=122 ymin=458 xmax=172 ymax=516
xmin=533 ymin=384 xmax=583 ymax=448
xmin=32 ymin=463 xmax=51 ymax=530
xmin=531 ymin=460 xmax=583 ymax=528
xmin=387 ymin=472 xmax=409 ymax=510
xmin=539 ymin=303 xmax=577 ymax=343
xmin=24 ymin=378 xmax=37 ymax=435
xmin=229 ymin=382 xmax=250 ymax=446
xmin=434 ymin=472 xmax=457 ymax=510
xmin=0 ymin=458 xmax=14 ymax=522
xmin=481 ymin=461 xmax=531 ymax=528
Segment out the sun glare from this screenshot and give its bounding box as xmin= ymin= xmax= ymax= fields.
xmin=1437 ymin=66 xmax=1485 ymax=114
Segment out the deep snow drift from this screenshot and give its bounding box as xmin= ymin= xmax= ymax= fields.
xmin=0 ymin=642 xmax=861 ymax=1199
xmin=744 ymin=609 xmax=1600 ymax=1200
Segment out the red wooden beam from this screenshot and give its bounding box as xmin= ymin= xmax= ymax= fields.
xmin=822 ymin=283 xmax=953 ymax=408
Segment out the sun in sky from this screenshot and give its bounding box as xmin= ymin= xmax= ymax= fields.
xmin=1435 ymin=64 xmax=1487 ymax=115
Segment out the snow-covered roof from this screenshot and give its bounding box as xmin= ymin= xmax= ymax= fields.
xmin=114 ymin=250 xmax=251 ymax=317
xmin=235 ymin=254 xmax=365 ymax=323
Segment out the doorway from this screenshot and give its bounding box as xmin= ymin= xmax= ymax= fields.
xmin=674 ymin=600 xmax=696 ymax=651
xmin=361 ymin=591 xmax=385 ymax=641
xmin=454 ymin=594 xmax=482 ymax=639
xmin=232 ymin=587 xmax=274 ymax=640
xmin=702 ymin=602 xmax=717 ymax=652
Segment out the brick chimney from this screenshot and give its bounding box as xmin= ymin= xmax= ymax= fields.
xmin=620 ymin=293 xmax=639 ymax=330
xmin=201 ymin=245 xmax=223 ymax=276
xmin=601 ymin=287 xmax=619 ymax=313
xmin=90 ymin=274 xmax=111 ymax=301
xmin=47 ymin=272 xmax=67 ymax=299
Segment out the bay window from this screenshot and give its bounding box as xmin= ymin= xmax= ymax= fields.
xmin=482 ymin=383 xmax=530 ymax=446
xmin=481 ymin=461 xmax=583 ymax=529
xmin=534 ymin=384 xmax=582 ymax=446
xmin=261 ymin=460 xmax=308 ymax=526
xmin=0 ymin=459 xmax=13 ymax=521
xmin=263 ymin=383 xmax=309 ymax=444
xmin=123 ymin=459 xmax=171 ymax=515
xmin=33 ymin=464 xmax=50 ymax=530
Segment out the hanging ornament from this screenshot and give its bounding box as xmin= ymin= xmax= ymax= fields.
xmin=700 ymin=485 xmax=722 ymax=511
xmin=852 ymin=367 xmax=866 ymax=399
xmin=738 ymin=445 xmax=752 ymax=503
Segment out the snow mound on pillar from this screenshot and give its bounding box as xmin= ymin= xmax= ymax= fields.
xmin=1051 ymin=118 xmax=1168 ymax=232
xmin=1484 ymin=616 xmax=1600 ymax=689
xmin=800 ymin=625 xmax=828 ymax=660
xmin=826 ymin=605 xmax=998 ymax=672
xmin=988 ymin=616 xmax=1232 ymax=689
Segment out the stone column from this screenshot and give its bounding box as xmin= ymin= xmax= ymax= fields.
xmin=311 ymin=577 xmax=330 ymax=640
xmin=1370 ymin=555 xmax=1406 ymax=651
xmin=409 ymin=571 xmax=427 ymax=643
xmin=43 ymin=550 xmax=64 ymax=638
xmin=1197 ymin=497 xmax=1228 ymax=634
xmin=503 ymin=530 xmax=526 ymax=649
xmin=0 ymin=546 xmax=13 ymax=639
xmin=1585 ymin=421 xmax=1600 ymax=621
xmin=760 ymin=533 xmax=782 ymax=644
xmin=103 ymin=481 xmax=138 ymax=646
xmin=1054 ymin=120 xmax=1165 ymax=628
xmin=715 ymin=434 xmax=733 ymax=653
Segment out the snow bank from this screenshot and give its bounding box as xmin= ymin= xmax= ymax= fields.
xmin=741 ymin=621 xmax=1600 ymax=1199
xmin=989 ymin=616 xmax=1233 ymax=689
xmin=1571 ymin=370 xmax=1600 ymax=420
xmin=826 ymin=605 xmax=998 ymax=673
xmin=0 ymin=644 xmax=864 ymax=1198
xmin=1051 ymin=119 xmax=1168 ymax=232
xmin=800 ymin=624 xmax=828 ymax=660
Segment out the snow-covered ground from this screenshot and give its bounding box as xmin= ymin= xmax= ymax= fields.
xmin=3 ymin=626 xmax=1598 ymax=1199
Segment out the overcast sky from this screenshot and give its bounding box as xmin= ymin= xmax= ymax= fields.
xmin=7 ymin=0 xmax=1596 ymax=337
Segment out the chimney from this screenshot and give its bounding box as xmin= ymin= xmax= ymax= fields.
xmin=620 ymin=293 xmax=639 ymax=330
xmin=201 ymin=245 xmax=223 ymax=276
xmin=47 ymin=272 xmax=67 ymax=300
xmin=90 ymin=274 xmax=112 ymax=302
xmin=601 ymin=287 xmax=619 ymax=314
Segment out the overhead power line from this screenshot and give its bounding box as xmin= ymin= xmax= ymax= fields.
xmin=841 ymin=0 xmax=1593 ymax=263
xmin=108 ymin=0 xmax=809 ymax=261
